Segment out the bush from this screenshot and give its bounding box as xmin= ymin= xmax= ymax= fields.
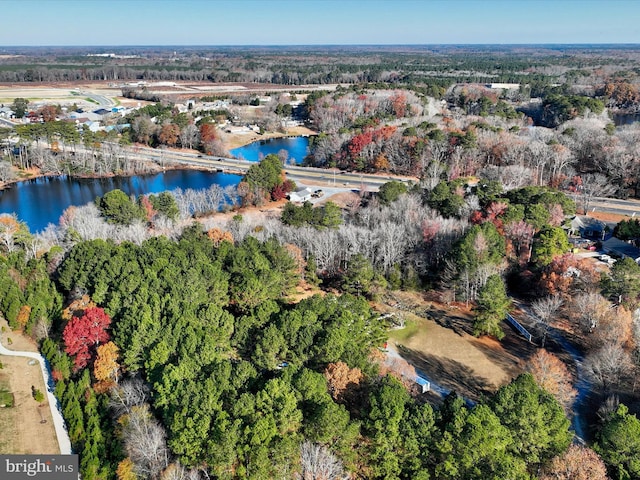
xmin=31 ymin=386 xmax=44 ymax=403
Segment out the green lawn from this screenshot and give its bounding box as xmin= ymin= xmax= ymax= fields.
xmin=0 ymin=378 xmax=13 ymax=452
xmin=388 ymin=318 xmax=419 ymax=342
xmin=0 ymin=389 xmax=12 ymax=407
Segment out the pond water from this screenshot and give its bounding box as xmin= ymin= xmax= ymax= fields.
xmin=230 ymin=136 xmax=310 ymax=164
xmin=0 ymin=170 xmax=242 ymax=233
xmin=1 ymin=135 xmax=311 ymax=233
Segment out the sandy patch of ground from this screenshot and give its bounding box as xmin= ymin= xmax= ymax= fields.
xmin=0 ymin=318 xmax=58 ymax=454
xmin=383 ymin=291 xmax=535 ymax=401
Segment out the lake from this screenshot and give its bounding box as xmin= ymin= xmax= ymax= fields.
xmin=0 ymin=170 xmax=242 ymax=233
xmin=230 ymin=136 xmax=310 ymax=164
xmin=0 ymin=135 xmax=311 ymax=233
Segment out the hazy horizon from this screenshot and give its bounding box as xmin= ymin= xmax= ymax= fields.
xmin=1 ymin=0 xmax=638 ymax=47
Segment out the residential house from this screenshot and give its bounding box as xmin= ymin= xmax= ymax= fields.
xmin=602 ymin=237 xmax=640 ymax=262
xmin=288 ymin=187 xmax=314 ymax=203
xmin=568 ymin=215 xmax=609 ymax=240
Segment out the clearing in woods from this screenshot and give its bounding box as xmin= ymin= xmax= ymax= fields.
xmin=384 ymin=291 xmax=536 ymax=401
xmin=0 ymin=318 xmax=59 ymax=454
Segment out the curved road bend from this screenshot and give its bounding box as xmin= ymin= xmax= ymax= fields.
xmin=0 ymin=335 xmax=72 ymax=454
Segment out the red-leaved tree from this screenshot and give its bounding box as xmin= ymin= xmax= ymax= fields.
xmin=63 ymin=306 xmax=111 ymax=370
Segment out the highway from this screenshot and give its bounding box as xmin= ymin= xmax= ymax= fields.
xmin=587 ymin=196 xmax=640 ymax=217
xmin=130 ymin=146 xmax=416 ymax=192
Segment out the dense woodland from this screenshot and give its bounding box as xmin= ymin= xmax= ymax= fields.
xmin=1 ymin=45 xmax=640 ymax=92
xmin=2 ymin=45 xmax=640 ymax=479
xmin=1 ymin=152 xmax=640 ymax=479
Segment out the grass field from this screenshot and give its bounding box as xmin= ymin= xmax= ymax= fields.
xmin=383 ymin=291 xmax=536 ymax=401
xmin=0 ymin=372 xmax=15 ymax=452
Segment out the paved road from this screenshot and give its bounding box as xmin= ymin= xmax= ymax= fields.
xmin=0 ymin=335 xmax=72 ymax=454
xmin=130 ymin=146 xmax=415 ymax=192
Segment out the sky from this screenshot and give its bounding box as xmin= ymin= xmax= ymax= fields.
xmin=1 ymin=0 xmax=639 ymax=46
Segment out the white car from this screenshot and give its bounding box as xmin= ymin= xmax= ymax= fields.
xmin=598 ymin=254 xmax=616 ymax=265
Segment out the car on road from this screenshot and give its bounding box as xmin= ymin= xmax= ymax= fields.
xmin=598 ymin=254 xmax=616 ymax=265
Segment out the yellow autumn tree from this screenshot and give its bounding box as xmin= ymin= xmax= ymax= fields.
xmin=116 ymin=458 xmax=137 ymax=480
xmin=62 ymin=295 xmax=96 ymax=322
xmin=93 ymin=341 xmax=120 ymax=393
xmin=16 ymin=305 xmax=31 ymax=330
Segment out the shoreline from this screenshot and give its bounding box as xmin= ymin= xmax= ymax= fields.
xmin=0 ymin=127 xmax=318 ymax=191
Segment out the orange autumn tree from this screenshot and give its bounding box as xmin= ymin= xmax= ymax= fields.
xmin=93 ymin=341 xmax=120 ymax=393
xmin=324 ymin=361 xmax=363 ymax=403
xmin=207 ymin=227 xmax=234 ymax=247
xmin=16 ymin=305 xmax=31 ymax=330
xmin=539 ymin=254 xmax=600 ymax=296
xmin=527 ymin=349 xmax=576 ymax=412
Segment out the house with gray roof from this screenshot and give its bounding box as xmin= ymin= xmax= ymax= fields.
xmin=602 ymin=237 xmax=640 ymax=262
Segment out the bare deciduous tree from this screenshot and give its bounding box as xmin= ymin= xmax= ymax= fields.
xmin=572 ymin=292 xmax=608 ymax=333
xmin=578 ymin=173 xmax=616 ymax=214
xmin=530 ymin=294 xmax=563 ymax=348
xmin=121 ymin=404 xmax=169 ymax=479
xmin=585 ymin=342 xmax=633 ymax=390
xmin=109 ymin=378 xmax=150 ymax=417
xmin=296 ymin=441 xmax=345 ymax=480
xmin=540 ymin=444 xmax=609 ymax=480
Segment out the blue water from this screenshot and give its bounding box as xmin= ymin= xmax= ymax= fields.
xmin=230 ymin=136 xmax=310 ymax=164
xmin=1 ymin=136 xmax=310 ymax=233
xmin=0 ymin=170 xmax=242 ymax=233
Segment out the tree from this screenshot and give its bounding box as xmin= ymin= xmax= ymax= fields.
xmin=158 ymin=124 xmax=180 ymax=147
xmin=148 ymin=192 xmax=179 ymax=220
xmin=323 ymin=362 xmax=363 ymax=404
xmin=63 ymin=306 xmax=111 ymax=370
xmin=297 ymin=441 xmax=345 ymax=480
xmin=11 ymin=98 xmax=29 ymax=118
xmin=595 ymin=404 xmax=640 ymax=480
xmin=490 ymin=373 xmax=572 ymax=466
xmin=614 ymin=219 xmax=640 ymax=241
xmin=378 ymin=181 xmax=408 ymax=205
xmin=539 ymin=254 xmax=600 ymax=296
xmin=532 ymin=226 xmax=570 ymax=267
xmin=93 ymin=341 xmax=120 ymax=392
xmin=571 ymin=292 xmax=609 ymax=334
xmin=121 ymin=404 xmax=169 ymax=479
xmin=97 ymin=189 xmax=144 ymax=225
xmin=602 ymin=257 xmax=640 ymax=306
xmin=32 ymin=386 xmax=44 ymax=403
xmin=540 ymin=445 xmax=609 ymax=480
xmin=527 ymin=350 xmax=576 ymax=412
xmin=530 ymin=294 xmax=563 ymax=348
xmin=473 ymin=274 xmax=510 ymax=340
xmin=578 ymin=173 xmax=615 ymax=214
xmin=584 ymin=342 xmax=633 ymax=391
xmin=342 ymin=254 xmax=376 ymax=297
xmin=116 ymin=458 xmax=138 ymax=480
xmin=437 ymin=404 xmax=529 ymax=480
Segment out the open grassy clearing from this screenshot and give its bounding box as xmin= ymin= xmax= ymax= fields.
xmin=383 ymin=291 xmax=537 ymax=401
xmin=0 ymin=318 xmax=59 ymax=454
xmin=0 ymin=367 xmax=18 ymax=453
